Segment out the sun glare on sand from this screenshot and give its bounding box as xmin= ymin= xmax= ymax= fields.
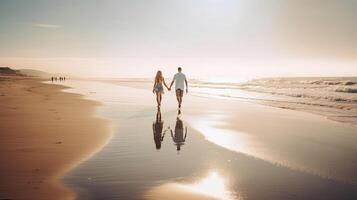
xmin=183 ymin=172 xmax=234 ymax=199
xmin=145 ymin=171 xmax=238 ymax=200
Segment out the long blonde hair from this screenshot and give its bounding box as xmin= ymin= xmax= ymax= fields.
xmin=155 ymin=70 xmax=163 ymax=83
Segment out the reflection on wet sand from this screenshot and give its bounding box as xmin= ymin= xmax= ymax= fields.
xmin=153 ymin=109 xmax=188 ymax=152
xmin=145 ymin=171 xmax=238 ymax=200
xmin=152 ymin=108 xmax=166 ymax=150
xmin=169 ymin=114 xmax=188 ymax=151
xmin=187 ymin=112 xmax=357 ymax=183
xmin=61 ymin=81 xmax=357 ymax=200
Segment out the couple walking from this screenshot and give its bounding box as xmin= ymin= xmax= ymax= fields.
xmin=152 ymin=67 xmax=188 ymax=109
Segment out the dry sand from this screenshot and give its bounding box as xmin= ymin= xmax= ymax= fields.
xmin=0 ymin=76 xmax=111 ymax=200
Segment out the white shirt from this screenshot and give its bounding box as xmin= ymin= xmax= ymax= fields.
xmin=173 ymin=72 xmax=186 ymax=90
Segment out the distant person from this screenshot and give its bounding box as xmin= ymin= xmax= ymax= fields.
xmin=51 ymin=77 xmax=54 ymax=82
xmin=152 ymin=70 xmax=169 ymax=108
xmin=64 ymin=77 xmax=66 ymax=81
xmin=152 ymin=108 xmax=166 ymax=150
xmin=169 ymin=116 xmax=187 ymax=151
xmin=169 ymin=67 xmax=188 ymax=109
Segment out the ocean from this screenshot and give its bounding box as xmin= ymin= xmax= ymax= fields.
xmin=190 ymin=77 xmax=357 ymax=126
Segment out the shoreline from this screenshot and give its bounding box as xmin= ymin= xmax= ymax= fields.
xmin=0 ymin=76 xmax=111 ymax=200
xmin=102 ymin=79 xmax=357 ymax=127
xmin=102 ymin=80 xmax=357 ymax=182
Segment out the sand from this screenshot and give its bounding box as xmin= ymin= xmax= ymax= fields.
xmin=0 ymin=76 xmax=111 ymax=200
xmin=56 ymin=80 xmax=357 ymax=200
xmin=3 ymin=78 xmax=355 ymax=199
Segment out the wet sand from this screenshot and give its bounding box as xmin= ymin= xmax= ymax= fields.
xmin=59 ymin=80 xmax=357 ymax=200
xmin=0 ymin=77 xmax=110 ymax=200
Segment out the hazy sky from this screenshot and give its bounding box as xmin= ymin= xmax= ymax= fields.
xmin=0 ymin=0 xmax=356 ymax=80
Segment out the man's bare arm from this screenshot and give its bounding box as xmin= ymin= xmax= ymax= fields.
xmin=170 ymin=130 xmax=174 ymax=138
xmin=185 ymin=79 xmax=188 ymax=93
xmin=169 ymin=80 xmax=174 ymax=89
xmin=163 ymin=79 xmax=169 ymax=90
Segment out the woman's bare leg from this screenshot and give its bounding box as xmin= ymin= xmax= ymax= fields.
xmin=156 ymin=93 xmax=160 ymax=107
xmin=159 ymin=93 xmax=162 ymax=106
xmin=156 ymin=93 xmax=163 ymax=107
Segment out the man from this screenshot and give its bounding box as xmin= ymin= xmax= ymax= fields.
xmin=169 ymin=67 xmax=188 ymax=108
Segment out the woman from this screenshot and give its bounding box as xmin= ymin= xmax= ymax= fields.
xmin=152 ymin=70 xmax=169 ymax=108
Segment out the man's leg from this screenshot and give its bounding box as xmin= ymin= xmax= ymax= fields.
xmin=176 ymin=89 xmax=182 ymax=108
xmin=175 ymin=89 xmax=180 ymax=102
xmin=176 ymin=89 xmax=183 ymax=108
xmin=179 ymin=90 xmax=183 ymax=107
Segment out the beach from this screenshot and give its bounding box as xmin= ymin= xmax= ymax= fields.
xmin=59 ymin=80 xmax=357 ymax=200
xmin=0 ymin=77 xmax=110 ymax=200
xmin=1 ymin=77 xmax=357 ymax=200
xmin=1 ymin=0 xmax=356 ymax=199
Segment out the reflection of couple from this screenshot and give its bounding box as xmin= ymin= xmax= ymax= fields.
xmin=152 ymin=109 xmax=187 ymax=151
xmin=152 ymin=67 xmax=188 ymax=109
